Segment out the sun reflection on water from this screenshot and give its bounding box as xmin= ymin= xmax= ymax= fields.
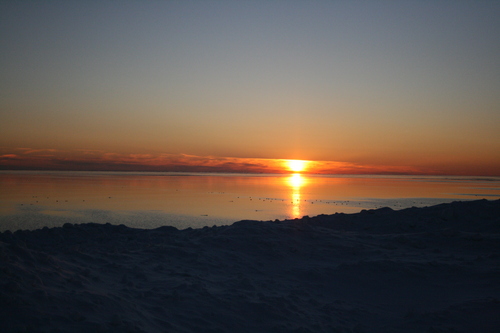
xmin=287 ymin=173 xmax=306 ymax=219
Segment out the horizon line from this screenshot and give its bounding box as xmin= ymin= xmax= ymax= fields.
xmin=1 ymin=167 xmax=499 ymax=178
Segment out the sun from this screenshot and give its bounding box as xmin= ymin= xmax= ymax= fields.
xmin=287 ymin=160 xmax=308 ymax=173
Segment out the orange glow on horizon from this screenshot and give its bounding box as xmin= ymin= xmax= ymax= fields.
xmin=1 ymin=147 xmax=499 ymax=176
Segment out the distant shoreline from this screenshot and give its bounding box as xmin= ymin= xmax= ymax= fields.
xmin=2 ymin=168 xmax=500 ymax=177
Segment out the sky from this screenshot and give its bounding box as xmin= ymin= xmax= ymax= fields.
xmin=1 ymin=1 xmax=499 ymax=175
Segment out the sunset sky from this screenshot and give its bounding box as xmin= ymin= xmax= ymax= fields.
xmin=1 ymin=1 xmax=499 ymax=175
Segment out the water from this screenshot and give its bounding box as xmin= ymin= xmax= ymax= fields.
xmin=1 ymin=171 xmax=499 ymax=231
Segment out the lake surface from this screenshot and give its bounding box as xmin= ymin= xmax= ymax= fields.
xmin=1 ymin=171 xmax=499 ymax=231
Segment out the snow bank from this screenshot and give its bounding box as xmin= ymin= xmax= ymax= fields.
xmin=1 ymin=199 xmax=499 ymax=332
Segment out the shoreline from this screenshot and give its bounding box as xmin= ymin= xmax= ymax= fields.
xmin=1 ymin=199 xmax=499 ymax=332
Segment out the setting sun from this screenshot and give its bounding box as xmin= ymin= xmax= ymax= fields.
xmin=286 ymin=160 xmax=308 ymax=173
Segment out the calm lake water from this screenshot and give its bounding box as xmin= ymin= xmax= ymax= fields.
xmin=1 ymin=171 xmax=499 ymax=231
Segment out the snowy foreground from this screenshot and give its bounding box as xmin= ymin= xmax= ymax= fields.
xmin=1 ymin=200 xmax=499 ymax=333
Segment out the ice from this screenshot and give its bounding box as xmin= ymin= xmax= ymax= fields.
xmin=1 ymin=199 xmax=499 ymax=332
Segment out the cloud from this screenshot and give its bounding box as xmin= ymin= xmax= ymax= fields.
xmin=19 ymin=148 xmax=57 ymax=155
xmin=0 ymin=148 xmax=281 ymax=173
xmin=0 ymin=154 xmax=21 ymax=160
xmin=1 ymin=147 xmax=488 ymax=175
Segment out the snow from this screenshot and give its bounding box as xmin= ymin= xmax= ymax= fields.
xmin=1 ymin=199 xmax=499 ymax=332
